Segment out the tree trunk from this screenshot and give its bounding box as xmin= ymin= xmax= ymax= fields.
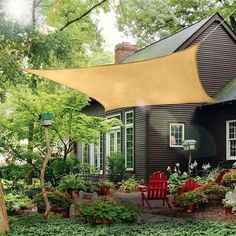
xmin=40 ymin=126 xmax=51 ymax=219
xmin=0 ymin=179 xmax=9 ymax=234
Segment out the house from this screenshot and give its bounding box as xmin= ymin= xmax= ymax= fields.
xmin=77 ymin=13 xmax=236 ymax=182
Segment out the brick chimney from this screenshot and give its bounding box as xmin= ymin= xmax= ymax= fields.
xmin=115 ymin=42 xmax=138 ymax=64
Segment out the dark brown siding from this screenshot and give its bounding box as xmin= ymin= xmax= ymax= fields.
xmin=198 ymin=103 xmax=236 ymax=168
xmin=134 ymin=107 xmax=147 ymax=180
xmin=147 ymin=21 xmax=236 ymax=175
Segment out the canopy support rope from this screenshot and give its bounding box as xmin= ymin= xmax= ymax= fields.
xmin=202 ymin=8 xmax=236 ymax=42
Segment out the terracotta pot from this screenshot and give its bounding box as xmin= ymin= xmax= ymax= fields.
xmin=101 ymin=187 xmax=110 ymax=195
xmin=83 ymin=193 xmax=93 ymax=200
xmin=186 ymin=204 xmax=194 ymax=213
xmin=225 ymin=207 xmax=233 ymax=215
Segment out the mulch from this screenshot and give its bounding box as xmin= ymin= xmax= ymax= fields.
xmin=113 ymin=191 xmax=236 ymax=225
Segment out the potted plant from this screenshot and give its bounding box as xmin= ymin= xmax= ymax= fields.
xmin=222 ymin=199 xmax=236 ymax=215
xmin=197 ymin=183 xmax=229 ymax=207
xmin=83 ymin=181 xmax=97 ymax=200
xmin=58 ymin=173 xmax=85 ymax=197
xmin=175 ymin=189 xmax=208 ymax=213
xmin=98 ymin=181 xmax=114 ymax=195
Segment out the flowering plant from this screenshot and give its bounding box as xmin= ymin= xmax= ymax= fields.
xmin=222 ymin=170 xmax=236 ymax=182
xmin=175 ymin=189 xmax=208 ymax=207
xmin=222 ymin=199 xmax=236 ymax=208
xmin=197 ymin=183 xmax=229 ymax=196
xmin=33 ymin=190 xmax=72 ymax=211
xmin=76 ymin=197 xmax=137 ymax=223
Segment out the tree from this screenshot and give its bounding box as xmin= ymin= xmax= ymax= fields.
xmin=115 ymin=0 xmax=236 ymax=46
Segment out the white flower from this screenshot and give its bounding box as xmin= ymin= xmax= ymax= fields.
xmin=190 ymin=163 xmax=195 ymax=170
xmin=175 ymin=163 xmax=180 ymax=167
xmin=193 ymin=160 xmax=198 ymax=167
xmin=167 ymin=166 xmax=171 ymax=172
xmin=202 ymin=163 xmax=211 ymax=170
xmin=174 ymin=167 xmax=177 ymax=172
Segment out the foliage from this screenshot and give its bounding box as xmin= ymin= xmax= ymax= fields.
xmin=206 ymin=167 xmax=221 ymax=181
xmin=83 ymin=181 xmax=98 ymax=193
xmin=197 ymin=183 xmax=229 ymax=196
xmin=58 ymin=173 xmax=85 ymax=191
xmin=222 ymin=199 xmax=236 ymax=208
xmin=168 ymin=172 xmax=189 ymax=194
xmin=7 ymin=213 xmax=236 ymax=236
xmin=115 ymin=0 xmax=236 ymax=46
xmin=76 ymin=197 xmax=137 ymax=223
xmin=98 ymin=181 xmax=114 ymax=188
xmin=222 ymin=169 xmax=236 ymax=182
xmin=175 ymin=189 xmax=208 ymax=207
xmin=33 ymin=191 xmax=72 ymax=211
xmin=107 ymin=152 xmax=126 ymax=184
xmin=119 ymin=177 xmax=140 ymax=192
xmin=4 ymin=193 xmax=31 ymax=214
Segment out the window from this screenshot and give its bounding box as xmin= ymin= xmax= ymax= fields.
xmin=106 ymin=114 xmax=121 ymax=156
xmin=82 ymin=136 xmax=103 ymax=174
xmin=125 ymin=111 xmax=134 ymax=170
xmin=169 ymin=123 xmax=185 ymax=147
xmin=226 ymin=120 xmax=236 ymax=160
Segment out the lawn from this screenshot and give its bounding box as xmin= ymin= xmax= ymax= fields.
xmin=6 ymin=213 xmax=236 ymax=236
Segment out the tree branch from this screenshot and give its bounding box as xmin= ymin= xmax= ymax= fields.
xmin=59 ymin=0 xmax=108 ymax=31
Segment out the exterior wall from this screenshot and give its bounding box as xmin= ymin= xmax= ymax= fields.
xmin=147 ymin=21 xmax=236 ymax=176
xmin=198 ymin=103 xmax=236 ymax=168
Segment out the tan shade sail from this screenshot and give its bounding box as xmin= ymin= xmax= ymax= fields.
xmin=24 ymin=43 xmax=215 ymax=111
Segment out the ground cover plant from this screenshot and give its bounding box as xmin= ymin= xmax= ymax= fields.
xmin=6 ymin=213 xmax=236 ymax=236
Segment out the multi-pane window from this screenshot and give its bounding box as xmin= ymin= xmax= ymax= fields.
xmin=82 ymin=136 xmax=103 ymax=174
xmin=125 ymin=111 xmax=134 ymax=170
xmin=226 ymin=120 xmax=236 ymax=160
xmin=106 ymin=114 xmax=121 ymax=156
xmin=169 ymin=123 xmax=185 ymax=147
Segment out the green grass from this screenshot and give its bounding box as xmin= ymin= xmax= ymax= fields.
xmin=4 ymin=213 xmax=236 ymax=236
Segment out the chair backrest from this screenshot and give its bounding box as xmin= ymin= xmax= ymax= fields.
xmin=181 ymin=178 xmax=198 ymax=192
xmin=147 ymin=171 xmax=168 ymax=199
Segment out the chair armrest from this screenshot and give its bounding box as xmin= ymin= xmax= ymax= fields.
xmin=138 ymin=185 xmax=148 ymax=192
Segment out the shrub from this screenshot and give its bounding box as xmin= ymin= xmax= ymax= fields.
xmin=175 ymin=189 xmax=208 ymax=207
xmin=76 ymin=197 xmax=137 ymax=223
xmin=33 ymin=191 xmax=72 ymax=212
xmin=168 ymin=172 xmax=189 ymax=194
xmin=4 ymin=194 xmax=31 ymax=214
xmin=119 ymin=177 xmax=140 ymax=192
xmin=107 ymin=152 xmax=126 ymax=184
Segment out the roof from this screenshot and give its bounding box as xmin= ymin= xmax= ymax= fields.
xmin=121 ymin=13 xmax=236 ymax=63
xmin=215 ymin=77 xmax=236 ymax=102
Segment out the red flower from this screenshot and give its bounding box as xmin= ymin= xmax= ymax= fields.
xmin=77 ymin=208 xmax=81 ymax=213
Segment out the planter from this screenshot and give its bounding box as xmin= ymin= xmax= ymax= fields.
xmin=83 ymin=193 xmax=93 ymax=200
xmin=101 ymin=187 xmax=110 ymax=196
xmin=186 ymin=204 xmax=194 ymax=213
xmin=225 ymin=207 xmax=233 ymax=215
xmin=85 ymin=217 xmax=113 ymax=224
xmin=207 ymin=194 xmax=223 ymax=207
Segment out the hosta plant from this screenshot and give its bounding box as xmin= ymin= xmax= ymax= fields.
xmin=119 ymin=177 xmax=140 ymax=192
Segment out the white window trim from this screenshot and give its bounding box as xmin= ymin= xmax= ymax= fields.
xmin=81 ymin=138 xmax=103 ymax=174
xmin=125 ymin=111 xmax=134 ymax=170
xmin=226 ymin=120 xmax=236 ymax=160
xmin=106 ymin=113 xmax=121 ymax=130
xmin=169 ymin=123 xmax=185 ymax=147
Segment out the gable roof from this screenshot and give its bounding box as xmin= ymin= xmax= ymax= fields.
xmin=122 ymin=13 xmax=236 ymax=63
xmin=215 ymin=77 xmax=236 ymax=102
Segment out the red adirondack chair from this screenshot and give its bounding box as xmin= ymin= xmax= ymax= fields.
xmin=177 ymin=178 xmax=200 ymax=195
xmin=139 ymin=171 xmax=172 ymax=209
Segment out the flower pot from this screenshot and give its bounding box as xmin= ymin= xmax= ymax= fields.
xmin=83 ymin=193 xmax=93 ymax=200
xmin=186 ymin=204 xmax=194 ymax=213
xmin=101 ymin=187 xmax=110 ymax=195
xmin=225 ymin=207 xmax=233 ymax=215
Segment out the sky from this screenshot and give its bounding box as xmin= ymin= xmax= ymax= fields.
xmin=3 ymin=0 xmax=134 ymax=51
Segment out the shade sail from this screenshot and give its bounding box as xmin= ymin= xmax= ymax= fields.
xmin=24 ymin=43 xmax=215 ymax=111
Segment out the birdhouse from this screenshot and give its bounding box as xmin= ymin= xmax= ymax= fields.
xmin=39 ymin=113 xmax=53 ymax=126
xmin=182 ymin=139 xmax=197 ymax=151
